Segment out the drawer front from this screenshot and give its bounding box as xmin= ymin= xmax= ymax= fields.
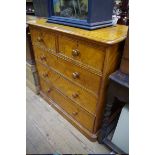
xmin=33 ymin=46 xmax=57 ymax=67
xmin=33 ymin=46 xmax=47 ymax=65
xmin=45 ymin=51 xmax=101 ymax=95
xmin=39 ymin=78 xmax=95 ymax=132
xmin=30 ymin=27 xmax=56 ymax=52
xmin=36 ymin=62 xmax=97 ymax=115
xmin=58 ymin=35 xmax=105 ymax=71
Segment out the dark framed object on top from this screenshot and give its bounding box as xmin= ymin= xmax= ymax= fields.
xmin=33 ymin=0 xmax=49 ymax=17
xmin=47 ymin=0 xmax=114 ymax=30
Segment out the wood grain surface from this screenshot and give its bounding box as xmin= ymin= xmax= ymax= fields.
xmin=27 ymin=19 xmax=128 ymax=45
xmin=36 ymin=62 xmax=98 ymax=115
xmin=39 ymin=78 xmax=95 ymax=132
xmin=28 ymin=19 xmax=128 ymax=140
xmin=58 ymin=34 xmax=106 ymax=72
xmin=33 ymin=46 xmax=101 ymax=95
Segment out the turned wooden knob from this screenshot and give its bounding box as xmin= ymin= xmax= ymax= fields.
xmin=47 ymin=88 xmax=51 ymax=93
xmin=37 ymin=36 xmax=42 ymax=42
xmin=40 ymin=55 xmax=46 ymax=61
xmin=72 ymin=49 xmax=80 ymax=57
xmin=72 ymin=93 xmax=79 ymax=98
xmin=72 ymin=111 xmax=78 ymax=116
xmin=72 ymin=72 xmax=80 ymax=79
xmin=43 ymin=72 xmax=48 ymax=78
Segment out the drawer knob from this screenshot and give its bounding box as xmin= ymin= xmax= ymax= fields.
xmin=72 ymin=72 xmax=80 ymax=79
xmin=47 ymin=88 xmax=51 ymax=93
xmin=40 ymin=56 xmax=46 ymax=61
xmin=72 ymin=93 xmax=79 ymax=98
xmin=43 ymin=73 xmax=48 ymax=78
xmin=72 ymin=49 xmax=80 ymax=57
xmin=37 ymin=36 xmax=42 ymax=42
xmin=72 ymin=111 xmax=78 ymax=116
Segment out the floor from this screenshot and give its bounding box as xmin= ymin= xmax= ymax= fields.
xmin=26 ymin=87 xmax=110 ymax=154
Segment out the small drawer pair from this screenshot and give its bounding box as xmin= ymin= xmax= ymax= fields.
xmin=30 ymin=27 xmax=106 ymax=73
xmin=39 ymin=78 xmax=95 ymax=132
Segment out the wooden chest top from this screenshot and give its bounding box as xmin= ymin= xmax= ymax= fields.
xmin=27 ymin=19 xmax=128 ymax=45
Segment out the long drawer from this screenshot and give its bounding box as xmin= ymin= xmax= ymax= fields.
xmin=36 ymin=62 xmax=98 ymax=115
xmin=58 ymin=35 xmax=106 ymax=72
xmin=39 ymin=78 xmax=95 ymax=132
xmin=33 ymin=46 xmax=101 ymax=95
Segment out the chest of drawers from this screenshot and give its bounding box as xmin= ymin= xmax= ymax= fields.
xmin=28 ymin=19 xmax=128 ymax=141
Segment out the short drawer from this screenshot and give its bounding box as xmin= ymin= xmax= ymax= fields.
xmin=30 ymin=26 xmax=56 ymax=52
xmin=36 ymin=62 xmax=98 ymax=115
xmin=58 ymin=35 xmax=106 ymax=72
xmin=45 ymin=51 xmax=101 ymax=95
xmin=39 ymin=78 xmax=95 ymax=132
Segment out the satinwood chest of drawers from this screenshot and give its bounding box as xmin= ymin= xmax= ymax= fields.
xmin=28 ymin=19 xmax=128 ymax=141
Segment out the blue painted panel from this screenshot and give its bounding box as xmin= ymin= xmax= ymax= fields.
xmin=47 ymin=0 xmax=114 ymax=30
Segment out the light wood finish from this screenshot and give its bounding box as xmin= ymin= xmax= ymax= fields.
xmin=39 ymin=78 xmax=95 ymax=132
xmin=26 ymin=87 xmax=110 ymax=154
xmin=27 ymin=19 xmax=128 ymax=45
xmin=36 ymin=62 xmax=97 ymax=115
xmin=34 ymin=46 xmax=101 ymax=95
xmin=46 ymin=51 xmax=101 ymax=95
xmin=28 ymin=19 xmax=128 ymax=141
xmin=58 ymin=34 xmax=106 ymax=72
xmin=94 ymin=44 xmax=123 ymax=132
xmin=30 ymin=26 xmax=56 ymax=52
